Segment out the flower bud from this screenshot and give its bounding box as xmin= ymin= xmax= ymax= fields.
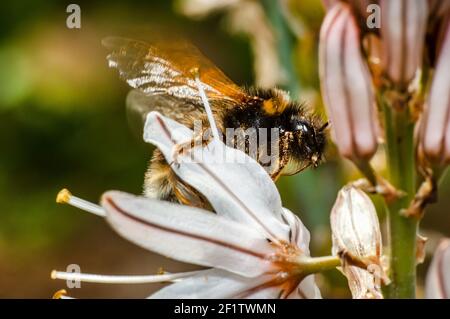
xmin=330 ymin=186 xmax=385 ymax=299
xmin=323 ymin=1 xmax=380 ymax=32
xmin=420 ymin=18 xmax=450 ymax=164
xmin=380 ymin=0 xmax=428 ymax=86
xmin=319 ymin=3 xmax=379 ymax=160
xmin=425 ymin=239 xmax=450 ymax=299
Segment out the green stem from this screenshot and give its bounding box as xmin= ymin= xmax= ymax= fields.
xmin=382 ymin=95 xmax=418 ymax=298
xmin=295 ymin=255 xmax=341 ymax=275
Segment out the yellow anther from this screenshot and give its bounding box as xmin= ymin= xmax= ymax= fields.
xmin=56 ymin=188 xmax=72 ymax=204
xmin=52 ymin=289 xmax=68 ymax=299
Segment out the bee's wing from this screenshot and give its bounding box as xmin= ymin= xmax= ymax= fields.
xmin=103 ymin=37 xmax=249 ymax=105
xmin=126 ymin=90 xmax=202 ymax=139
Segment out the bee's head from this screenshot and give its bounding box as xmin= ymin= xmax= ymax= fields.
xmin=292 ymin=118 xmax=328 ymax=168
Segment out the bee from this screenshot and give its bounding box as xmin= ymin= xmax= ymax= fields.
xmin=103 ymin=37 xmax=327 ymax=208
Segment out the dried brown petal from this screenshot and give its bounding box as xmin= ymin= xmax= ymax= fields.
xmin=416 ymin=234 xmax=428 ymax=265
xmin=319 ymin=3 xmax=379 ymax=160
xmin=380 ymin=0 xmax=428 ymax=86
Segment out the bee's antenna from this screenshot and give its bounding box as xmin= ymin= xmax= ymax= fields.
xmin=191 ymin=68 xmax=221 ymax=142
xmin=319 ymin=122 xmax=329 ymax=132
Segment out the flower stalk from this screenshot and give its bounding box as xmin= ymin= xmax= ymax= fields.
xmin=381 ymin=92 xmax=418 ymax=298
xmin=295 ymin=255 xmax=341 ymax=275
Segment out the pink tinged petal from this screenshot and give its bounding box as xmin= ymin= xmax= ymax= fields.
xmin=323 ymin=0 xmax=379 ymax=11
xmin=380 ymin=0 xmax=428 ymax=85
xmin=320 ymin=4 xmax=353 ymax=158
xmin=322 ymin=0 xmax=337 ymax=10
xmin=425 ymin=239 xmax=450 ymax=299
xmin=330 ymin=186 xmax=384 ymax=299
xmin=348 ymin=0 xmax=380 ymax=23
xmin=319 ymin=3 xmax=378 ymax=160
xmin=101 ymin=191 xmax=274 ymax=278
xmin=422 ymin=18 xmax=450 ymax=163
xmin=149 ymin=269 xmax=270 ymax=299
xmin=143 ymin=112 xmax=290 ymax=242
xmin=344 ymin=12 xmax=379 ymax=158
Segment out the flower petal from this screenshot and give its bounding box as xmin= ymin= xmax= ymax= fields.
xmin=281 ymin=208 xmax=311 ymax=254
xmin=319 ymin=3 xmax=378 ymax=160
xmin=149 ymin=269 xmax=270 ymax=299
xmin=324 ymin=0 xmax=380 ymax=24
xmin=288 ymin=275 xmax=322 ymax=299
xmin=425 ymin=239 xmax=450 ymax=299
xmin=101 ymin=191 xmax=274 ymax=277
xmin=143 ymin=111 xmax=290 ymax=242
xmin=380 ymin=0 xmax=428 ymax=85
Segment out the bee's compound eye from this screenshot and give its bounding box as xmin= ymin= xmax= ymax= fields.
xmin=295 ymin=120 xmax=317 ymax=154
xmin=296 ymin=121 xmax=310 ymax=135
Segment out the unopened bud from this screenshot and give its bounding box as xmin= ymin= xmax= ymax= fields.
xmin=320 ymin=3 xmax=379 ymax=161
xmin=420 ymin=18 xmax=450 ymax=164
xmin=380 ymin=0 xmax=428 ymax=86
xmin=330 ymin=186 xmax=386 ymax=299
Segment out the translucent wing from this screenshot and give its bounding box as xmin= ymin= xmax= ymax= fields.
xmin=125 ymin=90 xmax=202 ymax=139
xmin=103 ymin=37 xmax=249 ymax=104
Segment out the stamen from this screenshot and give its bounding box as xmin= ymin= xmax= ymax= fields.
xmin=51 ymin=269 xmax=201 ymax=284
xmin=192 ymin=69 xmax=221 ymax=142
xmin=52 ymin=289 xmax=74 ymax=299
xmin=56 ymin=188 xmax=106 ymax=217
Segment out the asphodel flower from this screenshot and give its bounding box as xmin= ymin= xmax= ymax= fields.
xmin=52 ymin=112 xmax=336 ymax=299
xmin=330 ymin=185 xmax=387 ymax=299
xmin=425 ymin=238 xmax=450 ymax=299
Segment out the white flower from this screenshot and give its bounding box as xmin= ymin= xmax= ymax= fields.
xmin=53 ymin=111 xmax=323 ymax=299
xmin=426 ymin=238 xmax=450 ymax=299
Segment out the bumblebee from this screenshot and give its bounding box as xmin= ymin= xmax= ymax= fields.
xmin=104 ymin=37 xmax=327 ymax=207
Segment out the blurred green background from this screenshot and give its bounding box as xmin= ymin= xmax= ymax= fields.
xmin=0 ymin=0 xmax=449 ymax=298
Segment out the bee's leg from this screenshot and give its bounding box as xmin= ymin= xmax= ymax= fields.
xmin=172 ymin=127 xmax=214 ymax=163
xmin=144 ymin=149 xmax=210 ymax=209
xmin=269 ymin=135 xmax=290 ymax=181
xmin=270 ymin=156 xmax=289 ymax=182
